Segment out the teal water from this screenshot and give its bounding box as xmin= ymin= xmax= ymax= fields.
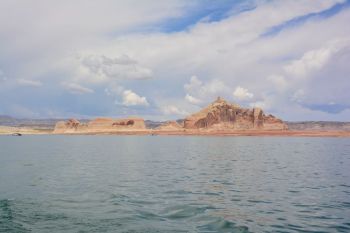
xmin=0 ymin=135 xmax=350 ymax=232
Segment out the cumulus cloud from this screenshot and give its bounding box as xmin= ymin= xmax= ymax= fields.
xmin=267 ymin=75 xmax=289 ymax=91
xmin=284 ymin=39 xmax=349 ymax=77
xmin=0 ymin=69 xmax=7 ymax=82
xmin=249 ymin=101 xmax=268 ymax=110
xmin=122 ymin=90 xmax=149 ymax=107
xmin=104 ymin=85 xmax=124 ymax=96
xmin=184 ymin=76 xmax=230 ymax=104
xmin=185 ymin=94 xmax=202 ymax=105
xmin=62 ymin=83 xmax=94 ymax=94
xmin=81 ymin=54 xmax=153 ymax=81
xmin=161 ymin=105 xmax=188 ymax=116
xmin=284 ymin=47 xmax=332 ymax=77
xmin=184 ymin=75 xmax=203 ymax=92
xmin=0 ymin=0 xmax=349 ymax=120
xmin=17 ymin=79 xmax=43 ymax=87
xmin=233 ymin=86 xmax=254 ymax=100
xmin=290 ymin=89 xmax=305 ymax=103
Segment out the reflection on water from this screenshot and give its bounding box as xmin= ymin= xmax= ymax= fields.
xmin=0 ymin=135 xmax=350 ymax=232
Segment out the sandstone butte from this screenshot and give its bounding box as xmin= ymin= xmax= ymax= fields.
xmin=183 ymin=97 xmax=287 ymax=131
xmin=53 ymin=117 xmax=146 ymax=134
xmin=53 ymin=97 xmax=288 ymax=134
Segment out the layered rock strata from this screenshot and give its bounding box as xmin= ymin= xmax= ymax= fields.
xmin=183 ymin=97 xmax=287 ymax=130
xmin=53 ymin=117 xmax=146 ymax=134
xmin=53 ymin=97 xmax=287 ymax=134
xmin=155 ymin=121 xmax=184 ymax=131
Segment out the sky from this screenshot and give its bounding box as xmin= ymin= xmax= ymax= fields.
xmin=0 ymin=0 xmax=350 ymax=121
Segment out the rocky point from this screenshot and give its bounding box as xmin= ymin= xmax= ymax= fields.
xmin=183 ymin=97 xmax=287 ymax=130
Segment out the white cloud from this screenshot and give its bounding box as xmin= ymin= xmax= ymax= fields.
xmin=0 ymin=0 xmax=350 ymax=120
xmin=284 ymin=47 xmax=332 ymax=77
xmin=81 ymin=54 xmax=153 ymax=81
xmin=185 ymin=94 xmax=202 ymax=105
xmin=284 ymin=39 xmax=349 ymax=77
xmin=122 ymin=90 xmax=149 ymax=107
xmin=0 ymin=69 xmax=7 ymax=82
xmin=267 ymin=75 xmax=288 ymax=91
xmin=104 ymin=85 xmax=124 ymax=96
xmin=290 ymin=89 xmax=305 ymax=103
xmin=233 ymin=86 xmax=254 ymax=100
xmin=161 ymin=105 xmax=188 ymax=116
xmin=184 ymin=75 xmax=202 ymax=92
xmin=62 ymin=83 xmax=94 ymax=94
xmin=249 ymin=101 xmax=268 ymax=110
xmin=184 ymin=76 xmax=230 ymax=104
xmin=17 ymin=78 xmax=43 ymax=87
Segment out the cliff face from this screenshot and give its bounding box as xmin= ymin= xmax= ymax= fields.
xmin=184 ymin=97 xmax=287 ymax=130
xmin=53 ymin=98 xmax=287 ymax=134
xmin=155 ymin=121 xmax=183 ymax=131
xmin=53 ymin=117 xmax=146 ymax=134
xmin=87 ymin=118 xmax=145 ymax=131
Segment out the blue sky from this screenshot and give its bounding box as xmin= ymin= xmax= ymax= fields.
xmin=158 ymin=0 xmax=256 ymax=32
xmin=0 ymin=0 xmax=350 ymax=121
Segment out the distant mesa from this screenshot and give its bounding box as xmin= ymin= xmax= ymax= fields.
xmin=155 ymin=121 xmax=184 ymax=131
xmin=53 ymin=117 xmax=146 ymax=134
xmin=184 ymin=97 xmax=287 ymax=130
xmin=53 ymin=97 xmax=287 ymax=134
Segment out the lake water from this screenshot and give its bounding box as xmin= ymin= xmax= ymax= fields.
xmin=0 ymin=135 xmax=350 ymax=232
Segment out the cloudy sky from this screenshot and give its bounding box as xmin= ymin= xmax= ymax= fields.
xmin=0 ymin=0 xmax=350 ymax=121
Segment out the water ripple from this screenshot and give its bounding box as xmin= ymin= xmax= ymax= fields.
xmin=1 ymin=136 xmax=350 ymax=232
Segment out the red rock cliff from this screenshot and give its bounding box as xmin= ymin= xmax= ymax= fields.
xmin=53 ymin=117 xmax=146 ymax=134
xmin=183 ymin=97 xmax=287 ymax=130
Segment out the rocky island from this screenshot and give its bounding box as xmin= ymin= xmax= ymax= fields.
xmin=53 ymin=117 xmax=146 ymax=134
xmin=52 ymin=97 xmax=294 ymax=136
xmin=1 ymin=97 xmax=349 ymax=137
xmin=183 ymin=97 xmax=287 ymax=130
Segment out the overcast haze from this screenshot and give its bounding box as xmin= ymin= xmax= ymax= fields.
xmin=0 ymin=0 xmax=350 ymax=121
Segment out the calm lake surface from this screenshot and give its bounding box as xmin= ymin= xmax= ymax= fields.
xmin=0 ymin=135 xmax=350 ymax=232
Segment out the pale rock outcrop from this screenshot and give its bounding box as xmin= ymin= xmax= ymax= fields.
xmin=53 ymin=117 xmax=146 ymax=134
xmin=155 ymin=121 xmax=183 ymax=131
xmin=53 ymin=119 xmax=84 ymax=134
xmin=183 ymin=97 xmax=287 ymax=130
xmin=53 ymin=97 xmax=287 ymax=134
xmin=87 ymin=118 xmax=145 ymax=132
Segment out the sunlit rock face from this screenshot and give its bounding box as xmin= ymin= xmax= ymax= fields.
xmin=53 ymin=118 xmax=146 ymax=134
xmin=53 ymin=97 xmax=287 ymax=134
xmin=53 ymin=119 xmax=84 ymax=134
xmin=87 ymin=118 xmax=146 ymax=131
xmin=155 ymin=121 xmax=183 ymax=131
xmin=184 ymin=97 xmax=288 ymax=130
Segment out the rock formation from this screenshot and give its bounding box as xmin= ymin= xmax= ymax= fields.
xmin=53 ymin=119 xmax=83 ymax=134
xmin=53 ymin=117 xmax=146 ymax=134
xmin=155 ymin=121 xmax=184 ymax=131
xmin=183 ymin=97 xmax=287 ymax=130
xmin=87 ymin=118 xmax=145 ymax=131
xmin=53 ymin=97 xmax=287 ymax=134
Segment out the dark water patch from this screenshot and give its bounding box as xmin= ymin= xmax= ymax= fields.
xmin=160 ymin=204 xmax=213 ymax=219
xmin=328 ymin=224 xmax=350 ymax=232
xmin=22 ymin=163 xmax=33 ymax=167
xmin=197 ymin=217 xmax=251 ymax=233
xmin=288 ymin=190 xmax=301 ymax=193
xmin=247 ymin=199 xmax=272 ymax=204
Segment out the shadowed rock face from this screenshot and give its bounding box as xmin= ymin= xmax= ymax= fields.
xmin=184 ymin=97 xmax=287 ymax=130
xmin=53 ymin=97 xmax=287 ymax=134
xmin=155 ymin=121 xmax=183 ymax=131
xmin=53 ymin=118 xmax=146 ymax=133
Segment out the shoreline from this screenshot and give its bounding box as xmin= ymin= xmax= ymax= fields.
xmin=2 ymin=128 xmax=350 ymax=137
